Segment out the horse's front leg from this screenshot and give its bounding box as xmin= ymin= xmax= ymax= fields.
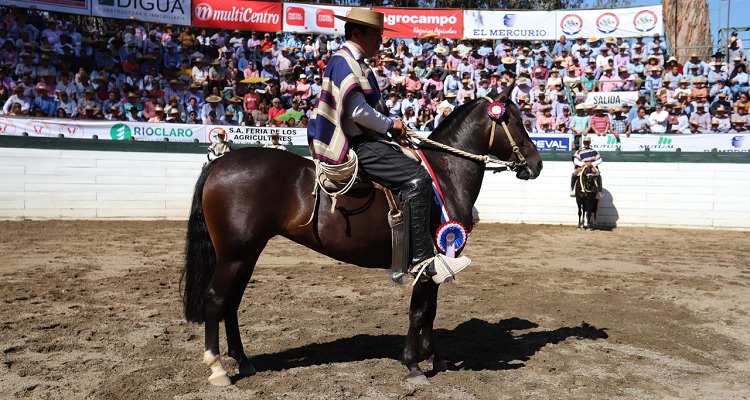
xmin=577 ymin=204 xmax=584 ymax=230
xmin=403 ymin=279 xmax=438 ymax=385
xmin=416 ymin=281 xmax=448 ymax=372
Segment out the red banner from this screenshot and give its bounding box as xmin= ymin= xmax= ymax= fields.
xmin=374 ymin=7 xmax=463 ymax=39
xmin=192 ymin=0 xmax=282 ymax=31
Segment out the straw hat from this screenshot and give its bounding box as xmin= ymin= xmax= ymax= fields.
xmin=206 ymin=95 xmax=222 ymax=103
xmin=594 ymin=105 xmax=605 ymax=111
xmin=444 ymin=93 xmax=457 ymax=98
xmin=583 ymin=136 xmax=592 ymax=142
xmin=334 ymin=8 xmax=395 ymax=31
xmin=434 ymin=47 xmax=447 ymax=55
xmin=501 ymin=56 xmax=515 ymax=64
xmin=215 ymin=128 xmax=227 ymax=136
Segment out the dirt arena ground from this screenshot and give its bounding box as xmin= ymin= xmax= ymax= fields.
xmin=0 ymin=221 xmax=749 ymax=400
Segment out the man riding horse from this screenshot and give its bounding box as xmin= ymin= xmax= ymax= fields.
xmin=307 ymin=8 xmax=468 ymax=284
xmin=570 ymin=136 xmax=603 ymax=199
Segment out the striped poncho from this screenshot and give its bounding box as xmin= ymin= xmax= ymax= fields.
xmin=307 ymin=46 xmax=381 ymax=164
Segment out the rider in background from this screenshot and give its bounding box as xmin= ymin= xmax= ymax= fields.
xmin=570 ymin=136 xmax=603 ymax=200
xmin=207 ymin=129 xmax=231 ymax=162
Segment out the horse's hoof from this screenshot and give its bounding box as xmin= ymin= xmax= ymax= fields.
xmin=577 ymin=227 xmax=583 ymax=231
xmin=208 ymin=373 xmax=232 ymax=386
xmin=405 ymin=372 xmax=430 ymax=385
xmin=238 ymin=362 xmax=257 ymax=376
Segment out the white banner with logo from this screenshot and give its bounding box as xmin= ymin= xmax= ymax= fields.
xmin=588 ymin=133 xmax=750 ymax=152
xmin=557 ymin=6 xmax=663 ymax=39
xmin=0 ymin=117 xmax=309 ymax=146
xmin=584 ymin=91 xmax=640 ymax=107
xmin=282 ymin=3 xmax=349 ymax=36
xmin=7 ymin=0 xmax=90 ymax=16
xmin=463 ymin=10 xmax=557 ymax=41
xmin=92 ymin=0 xmax=191 ymax=25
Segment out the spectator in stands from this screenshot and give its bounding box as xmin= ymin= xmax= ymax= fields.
xmin=589 ymin=105 xmax=612 ymax=138
xmin=648 ymin=102 xmax=669 ymax=133
xmin=2 ymin=85 xmax=30 ymax=115
xmin=628 ymin=107 xmax=651 ymax=135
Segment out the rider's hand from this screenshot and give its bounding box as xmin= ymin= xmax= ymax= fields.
xmin=390 ymin=118 xmax=407 ymax=140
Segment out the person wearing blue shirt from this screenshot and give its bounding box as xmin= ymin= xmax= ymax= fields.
xmin=32 ymin=83 xmax=57 ymax=116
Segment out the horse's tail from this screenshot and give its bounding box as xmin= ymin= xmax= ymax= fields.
xmin=181 ymin=161 xmax=218 ymax=323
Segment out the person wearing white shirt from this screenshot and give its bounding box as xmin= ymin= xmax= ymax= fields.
xmin=648 ymin=102 xmax=669 ymax=133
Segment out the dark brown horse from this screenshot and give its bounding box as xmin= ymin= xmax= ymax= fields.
xmin=181 ymin=85 xmax=543 ymax=386
xmin=575 ymin=165 xmax=599 ymax=230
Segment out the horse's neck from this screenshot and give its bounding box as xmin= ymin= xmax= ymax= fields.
xmin=422 ymin=148 xmax=485 ymax=229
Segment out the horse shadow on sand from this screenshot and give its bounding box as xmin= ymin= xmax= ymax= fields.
xmin=244 ymin=318 xmax=608 ymax=379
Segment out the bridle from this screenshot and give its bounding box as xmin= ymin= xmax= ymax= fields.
xmin=402 ymin=96 xmax=528 ymax=170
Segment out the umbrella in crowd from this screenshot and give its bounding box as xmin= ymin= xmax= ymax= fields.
xmin=275 ymin=111 xmax=305 ymax=122
xmin=240 ymin=77 xmax=270 ymax=84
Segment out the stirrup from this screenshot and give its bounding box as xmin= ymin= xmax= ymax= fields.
xmin=596 ymin=191 xmax=603 ymax=200
xmin=411 ymin=254 xmax=472 ymax=285
xmin=569 ymin=190 xmax=576 ymax=197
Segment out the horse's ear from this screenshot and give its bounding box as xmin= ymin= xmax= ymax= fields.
xmin=495 ymin=82 xmax=515 ymax=104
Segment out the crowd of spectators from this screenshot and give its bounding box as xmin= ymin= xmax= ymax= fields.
xmin=0 ymin=6 xmax=748 ymax=135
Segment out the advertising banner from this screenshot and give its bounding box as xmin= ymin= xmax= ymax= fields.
xmin=0 ymin=117 xmax=309 ymax=146
xmin=7 ymin=0 xmax=90 ymax=16
xmin=557 ymin=5 xmax=663 ymax=39
xmin=374 ymin=7 xmax=463 ymax=39
xmin=91 ymin=0 xmax=191 ymax=25
xmin=588 ymin=133 xmax=750 ymax=152
xmin=463 ymin=10 xmax=558 ymax=41
xmin=583 ymin=91 xmax=640 ymax=107
xmin=282 ymin=3 xmax=350 ymax=36
xmin=531 ymin=133 xmax=573 ymax=151
xmin=192 ymin=0 xmax=282 ymax=31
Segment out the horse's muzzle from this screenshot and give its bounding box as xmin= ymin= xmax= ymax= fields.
xmin=515 ymin=160 xmax=542 ymax=180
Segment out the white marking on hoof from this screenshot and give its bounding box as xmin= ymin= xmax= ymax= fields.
xmin=405 ymin=373 xmax=430 ymax=386
xmin=204 ymin=350 xmax=230 ymax=386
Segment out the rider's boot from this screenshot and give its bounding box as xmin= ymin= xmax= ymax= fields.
xmin=400 ymin=178 xmax=470 ymax=284
xmin=570 ymin=174 xmax=577 ymax=197
xmin=596 ymin=175 xmax=604 ymax=200
xmin=401 ymin=178 xmax=435 ymax=274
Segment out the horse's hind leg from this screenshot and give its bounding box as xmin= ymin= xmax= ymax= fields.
xmin=403 ymin=280 xmax=439 ymax=385
xmin=224 ymin=242 xmax=266 ymax=377
xmin=203 ymin=252 xmax=258 ymax=386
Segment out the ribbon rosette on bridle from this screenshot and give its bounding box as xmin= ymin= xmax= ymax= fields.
xmin=486 ymin=101 xmax=506 ymax=121
xmin=435 ymin=221 xmax=468 ymax=256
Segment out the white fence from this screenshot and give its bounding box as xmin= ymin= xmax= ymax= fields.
xmin=1 ymin=147 xmax=749 ymax=229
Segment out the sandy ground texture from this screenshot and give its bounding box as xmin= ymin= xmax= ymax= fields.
xmin=0 ymin=221 xmax=749 ymax=400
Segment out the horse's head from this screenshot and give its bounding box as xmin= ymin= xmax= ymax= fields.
xmin=489 ymin=84 xmax=543 ymax=180
xmin=581 ymin=165 xmax=597 ymax=193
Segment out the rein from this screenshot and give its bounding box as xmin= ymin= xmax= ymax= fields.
xmin=402 ymin=96 xmax=527 ymax=170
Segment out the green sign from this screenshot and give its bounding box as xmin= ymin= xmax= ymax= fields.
xmin=110 ymin=123 xmax=132 ymax=141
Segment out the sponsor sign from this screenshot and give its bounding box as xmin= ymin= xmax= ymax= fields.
xmin=25 ymin=120 xmax=52 ymax=137
xmin=587 ymin=133 xmax=750 ymax=152
xmin=557 ymin=6 xmax=662 ymax=38
xmin=211 ymin=126 xmax=305 ymax=145
xmin=7 ymin=0 xmax=89 ymax=16
xmin=281 ymin=3 xmax=350 ymax=35
xmin=531 ymin=134 xmax=572 ymax=151
xmin=463 ymin=10 xmax=557 ymax=40
xmin=0 ymin=117 xmax=310 ymax=146
xmin=584 ymin=91 xmax=640 ymax=107
xmin=0 ymin=118 xmax=18 ymax=136
xmin=92 ymin=0 xmax=191 ymax=25
xmin=193 ymin=0 xmax=282 ymax=31
xmin=59 ymin=123 xmax=85 ymax=138
xmin=374 ymin=8 xmax=463 ymax=39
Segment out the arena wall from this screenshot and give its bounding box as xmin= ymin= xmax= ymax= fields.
xmin=1 ymin=147 xmax=749 ymax=229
